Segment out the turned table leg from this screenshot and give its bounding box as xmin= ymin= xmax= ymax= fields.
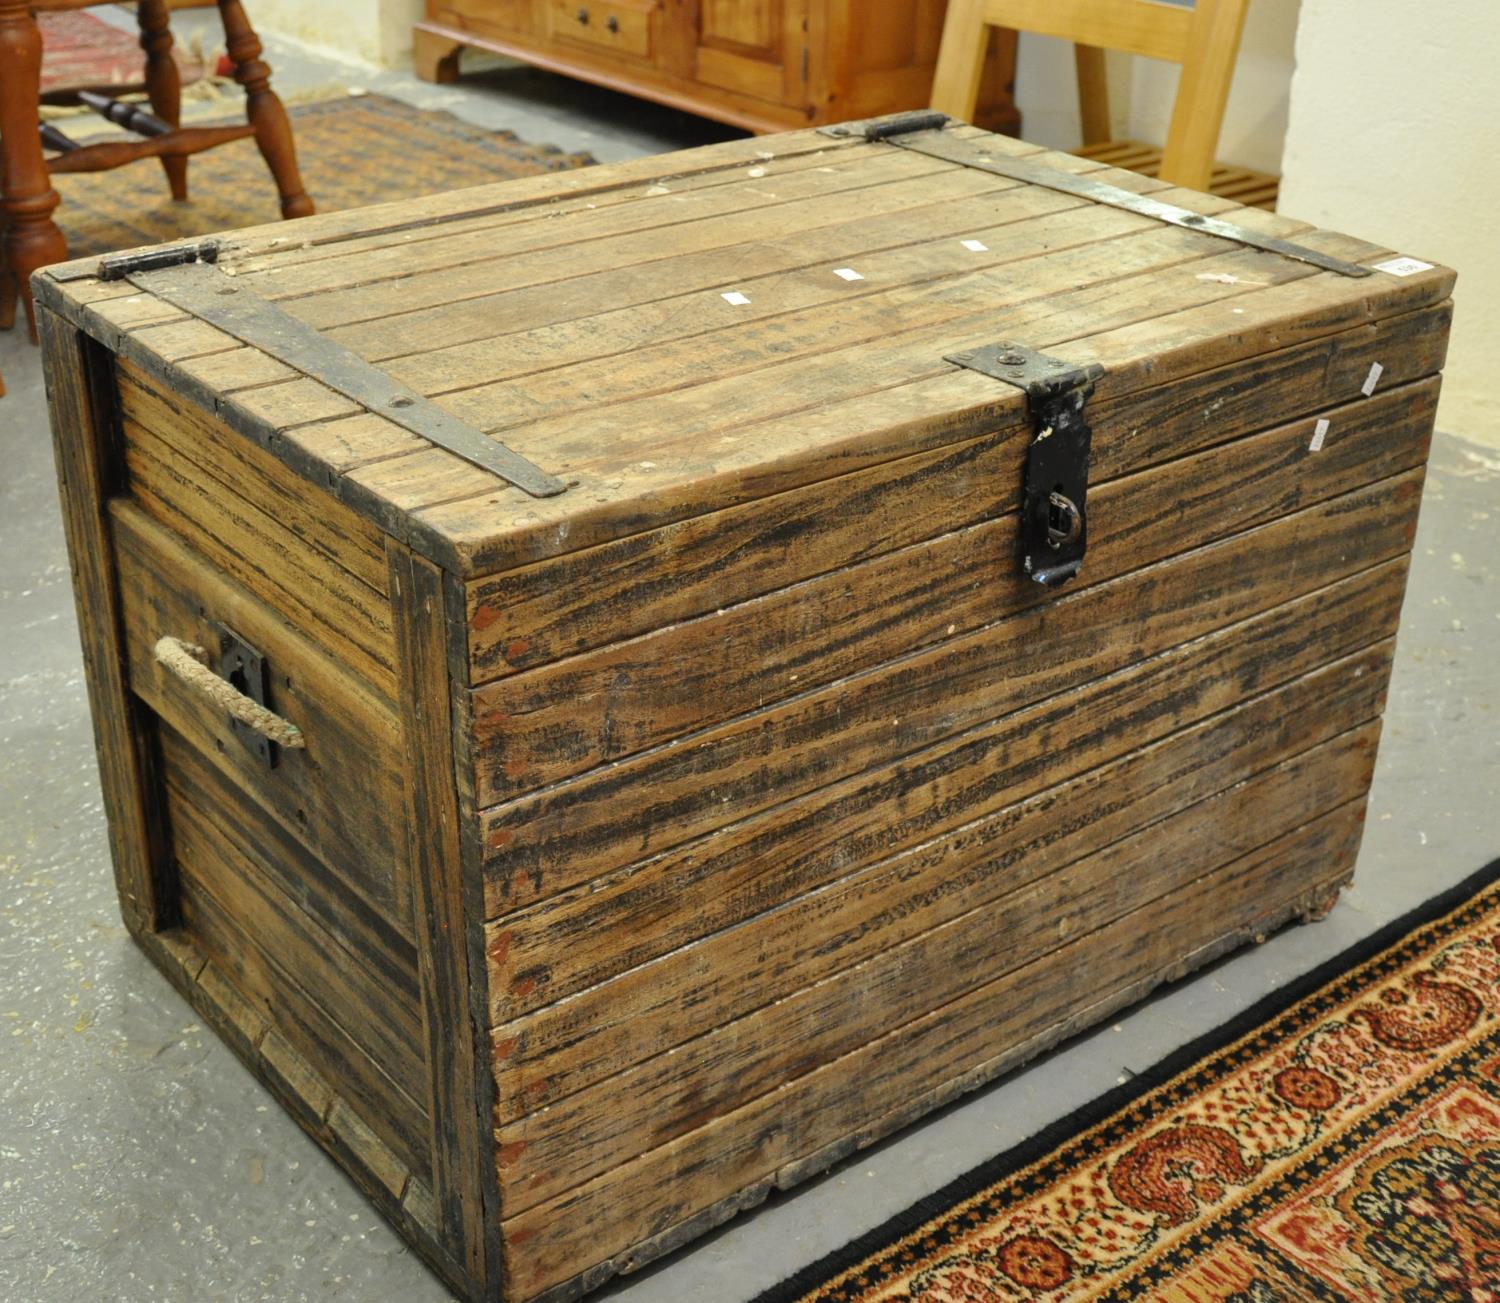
xmin=139 ymin=0 xmax=187 ymax=201
xmin=218 ymin=0 xmax=313 ymax=220
xmin=0 ymin=0 xmax=68 ymax=342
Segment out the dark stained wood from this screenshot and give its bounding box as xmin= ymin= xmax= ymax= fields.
xmin=117 ymin=360 xmax=399 ymax=696
xmin=463 ymin=303 xmax=1450 ymax=683
xmin=468 ymin=379 xmax=1436 ymax=802
xmin=169 ymin=743 xmax=431 ymax=1179
xmin=485 ymin=607 xmax=1401 ymax=1047
xmin=478 ymin=468 xmax=1425 ymax=915
xmin=497 ymin=720 xmax=1380 ymax=1209
xmin=40 ymin=309 xmax=174 ymax=933
xmin=388 ymin=541 xmax=501 ymax=1297
xmin=110 ymin=501 xmax=410 ymax=930
xmin=487 ymin=567 xmax=1406 ymax=1104
xmin=499 ymin=806 xmax=1365 ymax=1298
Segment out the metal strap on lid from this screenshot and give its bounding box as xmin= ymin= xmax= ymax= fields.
xmin=96 ymin=242 xmax=567 ymax=499
xmin=821 ymin=113 xmax=1373 ymax=279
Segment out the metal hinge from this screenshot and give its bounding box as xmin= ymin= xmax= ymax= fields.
xmin=947 ymin=343 xmax=1104 ymax=590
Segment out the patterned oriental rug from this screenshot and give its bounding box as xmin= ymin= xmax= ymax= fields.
xmin=48 ymin=94 xmax=596 ymax=261
xmin=757 ymin=858 xmax=1500 ymax=1302
xmin=38 ymin=8 xmax=205 ymax=96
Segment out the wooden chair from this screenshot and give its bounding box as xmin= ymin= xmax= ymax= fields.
xmin=931 ymin=0 xmax=1277 ymax=206
xmin=0 ymin=0 xmax=313 ymax=354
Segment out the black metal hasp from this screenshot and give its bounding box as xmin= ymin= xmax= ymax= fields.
xmin=97 ymin=239 xmax=221 ymax=281
xmin=823 ymin=113 xmax=1373 ymax=280
xmin=948 ymin=343 xmax=1104 ymax=590
xmin=94 ymin=241 xmax=567 ymax=500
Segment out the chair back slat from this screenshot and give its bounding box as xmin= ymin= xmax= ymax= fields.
xmin=933 ymin=0 xmax=1253 ymax=191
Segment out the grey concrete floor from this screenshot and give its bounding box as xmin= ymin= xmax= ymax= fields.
xmin=2 ymin=21 xmax=1499 ymax=1303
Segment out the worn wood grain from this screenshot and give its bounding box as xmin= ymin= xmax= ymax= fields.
xmin=40 ymin=308 xmax=176 ymax=934
xmin=463 ymin=301 xmax=1450 ymax=683
xmin=469 ymin=379 xmax=1435 ymax=802
xmin=117 ymin=363 xmax=397 ymax=695
xmin=486 ymin=563 xmax=1406 ymax=1104
xmin=485 ymin=598 xmax=1401 ymax=1044
xmin=496 ymin=720 xmax=1378 ymax=1209
xmin=167 ymin=740 xmax=431 ymax=1178
xmin=110 ymin=501 xmax=410 ymax=930
xmin=38 ymin=115 xmax=1453 ymax=1303
xmin=498 ymin=806 xmax=1365 ymax=1296
xmin=415 ymin=241 xmax=1449 ymax=577
xmin=387 ymin=542 xmax=500 ymax=1294
xmin=479 ymin=467 xmax=1423 ymax=914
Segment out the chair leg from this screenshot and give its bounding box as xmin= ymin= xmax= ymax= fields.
xmin=931 ymin=0 xmax=993 ymax=123
xmin=0 ymin=0 xmax=68 ymax=342
xmin=139 ymin=0 xmax=188 ymax=201
xmin=218 ymin=0 xmax=314 ymax=220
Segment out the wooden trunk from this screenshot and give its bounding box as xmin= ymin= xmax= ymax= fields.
xmin=39 ymin=116 xmax=1452 ymax=1303
xmin=412 ymin=0 xmax=1022 ymax=136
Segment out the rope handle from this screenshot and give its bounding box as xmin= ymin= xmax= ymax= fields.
xmin=153 ymin=636 xmax=306 ymax=750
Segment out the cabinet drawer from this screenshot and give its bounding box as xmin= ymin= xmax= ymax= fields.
xmin=544 ymin=0 xmax=657 ymax=59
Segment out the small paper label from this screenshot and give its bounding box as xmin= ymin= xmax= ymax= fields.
xmin=721 ymin=291 xmax=751 ymax=306
xmin=833 ymin=268 xmax=864 ymax=282
xmin=1361 ymin=362 xmax=1384 ymax=396
xmin=1310 ymin=418 xmax=1331 ymax=452
xmin=1373 ymin=256 xmax=1434 ymax=277
xmin=961 ymin=239 xmax=989 ymax=252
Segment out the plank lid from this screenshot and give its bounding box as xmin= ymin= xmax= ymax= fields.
xmin=38 ymin=118 xmax=1453 ymax=579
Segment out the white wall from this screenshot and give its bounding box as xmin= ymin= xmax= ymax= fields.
xmin=1279 ymin=1 xmax=1500 ymax=448
xmin=1012 ymin=0 xmax=1302 ymax=174
xmin=251 ymin=0 xmax=423 ymax=69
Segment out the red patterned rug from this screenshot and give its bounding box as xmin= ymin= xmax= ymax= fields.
xmin=39 ymin=8 xmax=205 ymax=96
xmin=757 ymin=859 xmax=1500 ymax=1302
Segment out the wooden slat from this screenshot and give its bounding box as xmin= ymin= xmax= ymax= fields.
xmin=460 ymin=300 xmax=1448 ymax=685
xmin=387 ymin=542 xmax=500 ymax=1293
xmin=468 ymin=379 xmax=1436 ymax=802
xmin=110 ymin=502 xmax=410 ymax=930
xmin=117 ymin=362 xmax=398 ymax=694
xmin=486 ymin=560 xmax=1406 ymax=1105
xmin=478 ymin=467 xmax=1424 ymax=915
xmin=499 ymin=806 xmax=1364 ymax=1297
xmin=86 ymin=138 xmax=995 ymax=340
xmin=411 ymin=234 xmax=1451 ymax=577
xmin=485 ymin=581 xmax=1401 ymax=1038
xmin=167 ymin=745 xmax=430 ymax=1177
xmin=982 ymin=0 xmax=1193 ymax=60
xmin=497 ymin=719 xmax=1380 ymax=1209
xmin=39 ymin=309 xmax=175 ymax=934
xmin=169 ymin=737 xmax=417 ymax=1005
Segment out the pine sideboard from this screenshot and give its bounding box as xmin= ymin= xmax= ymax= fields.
xmin=413 ymin=1 xmax=1020 ymax=134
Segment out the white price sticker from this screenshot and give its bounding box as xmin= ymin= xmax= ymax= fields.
xmin=721 ymin=291 xmax=751 ymax=306
xmin=1373 ymin=257 xmax=1434 ymax=277
xmin=1361 ymin=362 xmax=1384 ymax=396
xmin=833 ymin=268 xmax=864 ymax=282
xmin=1310 ymin=418 xmax=1331 ymax=452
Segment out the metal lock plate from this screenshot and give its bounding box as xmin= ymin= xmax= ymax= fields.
xmin=946 ymin=343 xmax=1104 ymax=590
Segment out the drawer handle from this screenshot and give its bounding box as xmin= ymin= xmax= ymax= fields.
xmin=154 ymin=636 xmax=307 ymax=750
